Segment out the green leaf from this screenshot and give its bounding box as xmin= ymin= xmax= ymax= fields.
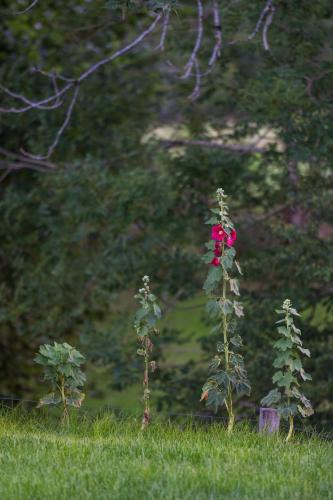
xmin=137 ymin=349 xmax=145 ymax=356
xmin=36 ymin=393 xmax=61 ymax=408
xmin=234 ymin=260 xmax=243 ymax=275
xmin=153 ymin=303 xmax=161 ymax=318
xmin=298 ymin=346 xmax=311 ymax=357
xmin=229 ymin=278 xmax=240 ymax=296
xmin=209 ymin=355 xmax=222 ymax=370
xmin=273 ymin=338 xmax=293 ymax=351
xmin=205 ymin=216 xmax=219 ymax=225
xmin=230 ymin=335 xmax=243 ymax=348
xmin=274 ymin=371 xmax=295 ymax=390
xmin=66 ymin=392 xmax=85 ymax=408
xmin=278 ymin=404 xmax=298 ymax=419
xmin=300 ymin=368 xmax=312 ymax=381
xmin=202 ymin=251 xmax=214 ymax=264
xmin=233 ymin=301 xmax=244 ymax=318
xmin=206 ymin=299 xmax=221 ymax=318
xmin=261 ymin=388 xmax=281 ymax=407
xmin=290 ymin=307 xmax=301 ymax=316
xmin=277 ymin=326 xmax=289 ymax=336
xmin=221 ymin=299 xmax=233 ymax=315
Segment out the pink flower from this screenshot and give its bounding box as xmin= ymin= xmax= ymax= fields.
xmin=214 ymin=242 xmax=222 ymax=257
xmin=211 ymin=224 xmax=227 ymax=242
xmin=226 ymin=229 xmax=237 ymax=247
xmin=211 ymin=257 xmax=220 ymax=266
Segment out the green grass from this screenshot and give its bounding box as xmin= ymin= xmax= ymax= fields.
xmin=0 ymin=411 xmax=332 ymax=499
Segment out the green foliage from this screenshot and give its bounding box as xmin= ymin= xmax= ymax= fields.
xmin=261 ymin=300 xmax=313 ymax=440
xmin=134 ymin=275 xmax=161 ymax=428
xmin=201 ymin=189 xmax=250 ymax=431
xmin=0 ymin=0 xmax=332 ymax=427
xmin=35 ymin=342 xmax=86 ymax=423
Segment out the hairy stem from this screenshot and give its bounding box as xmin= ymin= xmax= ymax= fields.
xmin=141 ymin=337 xmax=150 ymax=430
xmin=286 ymin=415 xmax=294 ymax=442
xmin=60 ymin=375 xmax=69 ymax=426
xmin=222 ymin=244 xmax=234 ymax=433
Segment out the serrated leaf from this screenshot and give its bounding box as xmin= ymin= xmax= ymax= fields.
xmin=233 ymin=301 xmax=244 ymax=318
xmin=290 ymin=307 xmax=301 ymax=316
xmin=273 ymin=338 xmax=293 ymax=351
xmin=229 ymin=279 xmax=240 ymax=296
xmin=153 ymin=303 xmax=161 ymax=318
xmin=37 ymin=393 xmax=61 ymax=408
xmin=261 ymin=388 xmax=281 ymax=407
xmin=230 ymin=335 xmax=243 ymax=348
xmin=209 ymin=355 xmax=222 ymax=370
xmin=206 ymin=299 xmax=221 ymax=318
xmin=234 ymin=260 xmax=243 ymax=275
xmin=221 ymin=299 xmax=233 ymax=315
xmin=297 ymin=346 xmax=311 ymax=357
xmin=300 ymin=368 xmax=312 ymax=381
xmin=277 ymin=326 xmax=289 ymax=336
xmin=202 ymin=251 xmax=214 ymax=264
xmin=205 ymin=216 xmax=219 ymax=225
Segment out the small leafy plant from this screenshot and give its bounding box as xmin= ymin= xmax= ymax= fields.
xmin=134 ymin=275 xmax=161 ymax=430
xmin=35 ymin=342 xmax=86 ymax=424
xmin=261 ymin=299 xmax=314 ymax=441
xmin=201 ymin=188 xmax=250 ymax=433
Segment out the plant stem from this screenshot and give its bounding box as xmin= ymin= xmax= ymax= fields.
xmin=141 ymin=337 xmax=150 ymax=430
xmin=286 ymin=415 xmax=294 ymax=442
xmin=222 ymin=247 xmax=234 ymax=433
xmin=60 ymin=375 xmax=69 ymax=426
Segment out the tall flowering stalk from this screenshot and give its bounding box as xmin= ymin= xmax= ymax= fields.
xmin=201 ymin=188 xmax=250 ymax=433
xmin=261 ymin=299 xmax=314 ymax=442
xmin=134 ymin=275 xmax=161 ymax=430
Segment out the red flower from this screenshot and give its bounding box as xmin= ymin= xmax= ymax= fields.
xmin=211 ymin=257 xmax=220 ymax=266
xmin=226 ymin=229 xmax=237 ymax=247
xmin=211 ymin=224 xmax=227 ymax=242
xmin=214 ymin=242 xmax=222 ymax=257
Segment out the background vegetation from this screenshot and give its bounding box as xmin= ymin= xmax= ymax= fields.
xmin=0 ymin=0 xmax=332 ymax=427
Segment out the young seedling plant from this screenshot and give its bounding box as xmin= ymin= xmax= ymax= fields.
xmin=134 ymin=275 xmax=161 ymax=430
xmin=201 ymin=188 xmax=250 ymax=433
xmin=35 ymin=342 xmax=86 ymax=424
xmin=261 ymin=299 xmax=314 ymax=442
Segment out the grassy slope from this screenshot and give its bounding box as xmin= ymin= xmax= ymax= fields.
xmin=0 ymin=413 xmax=332 ymax=500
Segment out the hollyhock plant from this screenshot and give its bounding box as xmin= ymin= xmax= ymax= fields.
xmin=226 ymin=229 xmax=237 ymax=247
xmin=201 ymin=188 xmax=250 ymax=433
xmin=214 ymin=243 xmax=222 ymax=257
xmin=134 ymin=275 xmax=162 ymax=430
xmin=261 ymin=299 xmax=313 ymax=442
xmin=211 ymin=224 xmax=227 ymax=242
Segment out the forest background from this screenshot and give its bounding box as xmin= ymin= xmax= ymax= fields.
xmin=0 ymin=0 xmax=332 ymax=427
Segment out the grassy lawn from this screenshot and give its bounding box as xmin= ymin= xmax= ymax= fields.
xmin=0 ymin=412 xmax=332 ymax=500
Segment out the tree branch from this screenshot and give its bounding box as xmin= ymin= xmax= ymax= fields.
xmin=160 ymin=139 xmax=267 ymax=154
xmin=181 ymin=0 xmax=204 ymax=79
xmin=14 ymin=0 xmax=39 ymax=15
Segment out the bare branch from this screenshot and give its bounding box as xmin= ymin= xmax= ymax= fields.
xmin=0 ymin=84 xmax=65 ymax=113
xmin=189 ymin=58 xmax=201 ymax=101
xmin=160 ymin=139 xmax=267 ymax=154
xmin=77 ymin=13 xmax=162 ymax=83
xmin=20 ymin=85 xmax=80 ymax=160
xmin=0 ymin=13 xmax=162 ymax=158
xmin=208 ymin=0 xmax=222 ymax=68
xmin=181 ymin=0 xmax=204 ymax=79
xmin=14 ymin=0 xmax=39 ymax=15
xmin=248 ymin=0 xmax=273 ymax=42
xmin=262 ymin=4 xmax=275 ymax=51
xmin=156 ymin=6 xmax=170 ymax=51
